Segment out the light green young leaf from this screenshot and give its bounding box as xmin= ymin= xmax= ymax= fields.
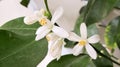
xmin=104 ymin=17 xmax=120 ymax=49
xmin=0 ymin=17 xmax=48 ymax=67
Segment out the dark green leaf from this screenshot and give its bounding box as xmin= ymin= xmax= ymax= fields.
xmin=0 ymin=17 xmax=48 ymax=67
xmin=48 ymin=54 xmax=96 ymax=67
xmin=115 ymin=0 xmax=120 ymax=9
xmin=20 ymin=0 xmax=30 ymax=7
xmin=116 ymin=17 xmax=120 ymax=49
xmin=92 ymin=43 xmax=113 ymax=67
xmin=84 ymin=0 xmax=118 ymax=25
xmin=73 ymin=16 xmax=83 ymax=35
xmin=64 ymin=39 xmax=75 ymax=48
xmin=87 ymin=24 xmax=98 ymax=37
xmin=104 ymin=17 xmax=120 ymax=49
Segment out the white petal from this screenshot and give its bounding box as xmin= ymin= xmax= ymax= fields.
xmin=61 ymin=46 xmax=73 ymax=55
xmin=46 ymin=33 xmax=59 ymax=41
xmin=72 ymin=44 xmax=83 ymax=56
xmin=51 ymin=7 xmax=63 ymax=23
xmin=24 ymin=15 xmax=38 ymax=25
xmin=47 ymin=39 xmax=59 ymax=50
xmin=47 ymin=33 xmax=60 ymax=49
xmin=80 ymin=23 xmax=87 ymax=39
xmin=36 ymin=24 xmax=51 ymax=34
xmin=37 ymin=51 xmax=54 ymax=67
xmin=67 ymin=32 xmax=81 ymax=41
xmin=50 ymin=38 xmax=63 ymax=60
xmin=85 ymin=44 xmax=97 ymax=59
xmin=52 ymin=26 xmax=69 ymax=38
xmin=35 ymin=29 xmax=50 ymax=41
xmin=88 ymin=34 xmax=100 ymax=44
xmin=34 ymin=9 xmax=45 ymax=17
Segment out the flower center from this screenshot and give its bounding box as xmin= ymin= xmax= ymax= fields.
xmin=39 ymin=18 xmax=47 ymax=25
xmin=46 ymin=36 xmax=50 ymax=41
xmin=79 ymin=40 xmax=86 ymax=46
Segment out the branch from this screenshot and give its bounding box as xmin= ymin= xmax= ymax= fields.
xmin=91 ymin=44 xmax=120 ymax=66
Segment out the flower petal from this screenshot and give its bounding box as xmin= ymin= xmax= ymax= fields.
xmin=50 ymin=38 xmax=63 ymax=60
xmin=80 ymin=23 xmax=87 ymax=39
xmin=88 ymin=34 xmax=100 ymax=44
xmin=34 ymin=9 xmax=45 ymax=17
xmin=46 ymin=33 xmax=59 ymax=41
xmin=85 ymin=44 xmax=97 ymax=59
xmin=36 ymin=24 xmax=51 ymax=34
xmin=36 ymin=51 xmax=54 ymax=67
xmin=47 ymin=33 xmax=60 ymax=49
xmin=72 ymin=44 xmax=83 ymax=56
xmin=24 ymin=15 xmax=38 ymax=25
xmin=61 ymin=46 xmax=73 ymax=55
xmin=67 ymin=32 xmax=81 ymax=41
xmin=51 ymin=7 xmax=63 ymax=24
xmin=35 ymin=29 xmax=50 ymax=41
xmin=52 ymin=26 xmax=69 ymax=38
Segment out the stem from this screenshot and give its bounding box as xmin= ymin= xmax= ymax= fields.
xmin=44 ymin=0 xmax=59 ymax=27
xmin=44 ymin=0 xmax=52 ymax=20
xmin=111 ymin=55 xmax=119 ymax=60
xmin=91 ymin=44 xmax=120 ymax=66
xmin=83 ymin=0 xmax=95 ymax=22
xmin=98 ymin=24 xmax=106 ymax=28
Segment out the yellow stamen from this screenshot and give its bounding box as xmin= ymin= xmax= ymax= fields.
xmin=39 ymin=18 xmax=47 ymax=25
xmin=46 ymin=36 xmax=50 ymax=41
xmin=51 ymin=48 xmax=55 ymax=52
xmin=79 ymin=40 xmax=86 ymax=46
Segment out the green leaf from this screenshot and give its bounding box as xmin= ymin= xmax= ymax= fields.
xmin=104 ymin=17 xmax=120 ymax=49
xmin=87 ymin=24 xmax=98 ymax=37
xmin=115 ymin=0 xmax=120 ymax=9
xmin=0 ymin=17 xmax=48 ymax=67
xmin=64 ymin=39 xmax=75 ymax=48
xmin=20 ymin=0 xmax=30 ymax=7
xmin=48 ymin=54 xmax=96 ymax=67
xmin=116 ymin=17 xmax=120 ymax=49
xmin=84 ymin=0 xmax=118 ymax=25
xmin=92 ymin=43 xmax=113 ymax=67
xmin=73 ymin=16 xmax=83 ymax=35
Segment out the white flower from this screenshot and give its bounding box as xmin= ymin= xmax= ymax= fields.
xmin=24 ymin=7 xmax=69 ymax=41
xmin=24 ymin=8 xmax=46 ymax=25
xmin=37 ymin=33 xmax=72 ymax=67
xmin=67 ymin=23 xmax=100 ymax=59
xmin=46 ymin=33 xmax=66 ymax=60
xmin=35 ymin=7 xmax=69 ymax=41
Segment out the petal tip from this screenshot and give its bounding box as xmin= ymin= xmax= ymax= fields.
xmin=24 ymin=17 xmax=31 ymax=25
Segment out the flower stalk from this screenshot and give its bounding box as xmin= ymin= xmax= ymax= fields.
xmin=44 ymin=0 xmax=52 ymax=20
